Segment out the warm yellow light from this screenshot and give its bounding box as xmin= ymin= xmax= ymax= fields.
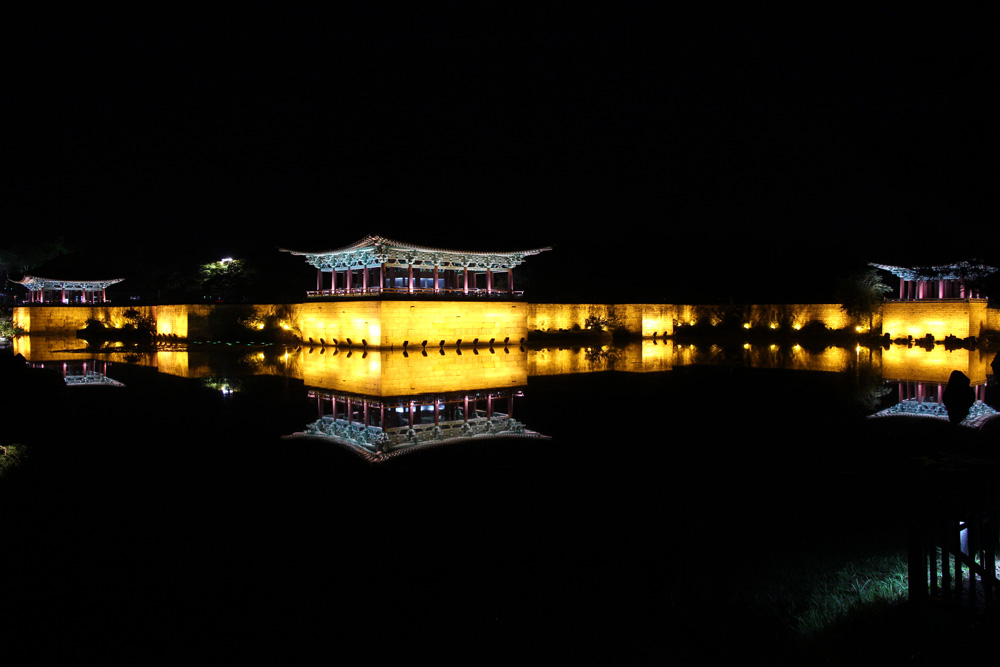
xmin=281 ymin=324 xmax=290 ymax=330
xmin=793 ymin=324 xmax=801 ymax=330
xmin=743 ymin=323 xmax=751 ymax=329
xmin=855 ymin=326 xmax=863 ymax=332
xmin=769 ymin=323 xmax=778 ymax=329
xmin=257 ymin=323 xmax=265 ymax=329
xmin=743 ymin=343 xmax=751 ymax=349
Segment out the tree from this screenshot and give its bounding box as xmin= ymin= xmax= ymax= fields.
xmin=837 ymin=269 xmax=891 ymax=331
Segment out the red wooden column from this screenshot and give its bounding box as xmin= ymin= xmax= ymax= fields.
xmin=408 ymin=264 xmax=414 ymax=293
xmin=463 ymin=267 xmax=469 ymax=294
xmin=363 ymin=266 xmax=369 ymax=292
xmin=346 ymin=268 xmax=353 ymax=294
xmin=508 ymin=268 xmax=514 ymax=294
xmin=102 ymin=288 xmax=107 ymax=302
xmin=487 ymin=270 xmax=493 ymax=293
xmin=899 ymin=277 xmax=905 ymax=300
xmin=433 ymin=266 xmax=439 ymax=293
xmin=380 ymin=263 xmax=387 ymax=293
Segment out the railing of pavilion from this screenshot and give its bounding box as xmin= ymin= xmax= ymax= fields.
xmin=305 ymin=287 xmax=525 ymax=298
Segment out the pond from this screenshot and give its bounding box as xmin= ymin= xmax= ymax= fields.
xmin=2 ymin=337 xmax=998 ymax=662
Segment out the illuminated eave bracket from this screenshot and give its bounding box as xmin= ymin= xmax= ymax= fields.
xmin=280 ymin=234 xmax=552 ymax=272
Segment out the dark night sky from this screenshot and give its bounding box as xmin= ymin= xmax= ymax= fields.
xmin=4 ymin=5 xmax=995 ymax=303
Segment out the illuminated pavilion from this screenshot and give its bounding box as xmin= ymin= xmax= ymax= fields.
xmin=280 ymin=234 xmax=552 ymax=298
xmin=12 ymin=275 xmax=124 ymax=304
xmin=871 ymin=261 xmax=997 ymax=300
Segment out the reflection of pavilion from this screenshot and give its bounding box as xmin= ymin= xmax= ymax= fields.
xmin=299 ymin=387 xmax=546 ymax=461
xmin=870 ymin=380 xmax=996 ymax=424
xmin=30 ymin=359 xmax=125 ymax=387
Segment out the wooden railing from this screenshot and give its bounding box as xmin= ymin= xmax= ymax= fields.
xmin=305 ymin=286 xmax=524 ymax=298
xmin=908 ymin=464 xmax=1000 ymax=609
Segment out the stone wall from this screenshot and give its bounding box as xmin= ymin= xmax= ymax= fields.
xmin=15 ymin=298 xmax=998 ymax=346
xmin=881 ymin=299 xmax=989 ymax=340
xmin=527 ymin=302 xmax=854 ymax=335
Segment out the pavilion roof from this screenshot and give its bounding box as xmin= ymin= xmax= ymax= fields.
xmin=11 ymin=275 xmax=125 ymax=291
xmin=280 ymin=234 xmax=552 ymax=271
xmin=870 ymin=261 xmax=999 ymax=282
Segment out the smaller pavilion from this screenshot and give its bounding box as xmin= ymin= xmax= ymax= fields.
xmin=12 ymin=275 xmax=124 ymax=304
xmin=280 ymin=234 xmax=551 ymax=298
xmin=871 ymin=261 xmax=997 ymax=300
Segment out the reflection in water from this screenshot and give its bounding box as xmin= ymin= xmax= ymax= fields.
xmin=29 ymin=359 xmax=125 ymax=387
xmin=869 ymin=380 xmax=997 ymax=425
xmin=296 ymin=388 xmax=546 ymax=461
xmin=14 ymin=335 xmax=997 ymax=427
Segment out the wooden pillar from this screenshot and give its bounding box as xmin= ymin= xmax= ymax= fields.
xmin=434 ymin=403 xmax=439 ymax=426
xmin=317 ymin=269 xmax=323 ymax=292
xmin=363 ymin=266 xmax=369 ymax=292
xmin=408 ymin=265 xmax=414 ymax=293
xmin=381 ymin=263 xmax=387 ymax=293
xmin=433 ymin=266 xmax=439 ymax=293
xmin=102 ymin=288 xmax=107 ymax=303
xmin=346 ymin=268 xmax=353 ymax=293
xmin=508 ymin=268 xmax=514 ymax=294
xmin=900 ymin=277 xmax=906 ymax=300
xmin=487 ymin=270 xmax=493 ymax=293
xmin=463 ymin=267 xmax=469 ymax=294
xmin=464 ymin=396 xmax=469 ymax=422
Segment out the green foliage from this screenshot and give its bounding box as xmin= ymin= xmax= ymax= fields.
xmin=199 ymin=258 xmax=258 ymax=303
xmin=122 ymin=308 xmax=156 ymax=336
xmin=792 ymin=553 xmax=908 ymax=638
xmin=0 ymin=315 xmax=27 ymax=339
xmin=584 ymin=307 xmax=623 ymax=333
xmin=0 ymin=443 xmax=28 ymax=478
xmin=837 ymin=269 xmax=891 ymax=329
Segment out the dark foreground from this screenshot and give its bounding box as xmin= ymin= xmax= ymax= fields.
xmin=2 ymin=357 xmax=1000 ymax=664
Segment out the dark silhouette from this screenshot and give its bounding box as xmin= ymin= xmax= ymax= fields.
xmin=942 ymin=370 xmax=976 ymax=424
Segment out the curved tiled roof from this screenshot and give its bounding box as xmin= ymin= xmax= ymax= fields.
xmin=280 ymin=233 xmax=552 ymax=258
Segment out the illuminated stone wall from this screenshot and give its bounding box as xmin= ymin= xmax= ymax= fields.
xmin=15 ymin=299 xmax=996 ymax=345
xmin=881 ymin=300 xmax=989 ymax=340
xmin=528 ymin=303 xmax=854 ymax=335
xmin=289 ymin=301 xmax=383 ymax=347
xmin=377 ymin=301 xmax=526 ymax=349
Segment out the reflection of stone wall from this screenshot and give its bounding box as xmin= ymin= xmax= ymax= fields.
xmin=294 ymin=347 xmax=528 ymax=396
xmin=882 ymin=300 xmax=988 ymax=340
xmin=881 ymin=345 xmax=993 ymax=385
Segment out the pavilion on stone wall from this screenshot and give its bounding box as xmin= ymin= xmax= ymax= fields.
xmin=871 ymin=261 xmax=997 ymax=300
xmin=12 ymin=275 xmax=124 ymax=304
xmin=281 ymin=234 xmax=552 ymax=298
